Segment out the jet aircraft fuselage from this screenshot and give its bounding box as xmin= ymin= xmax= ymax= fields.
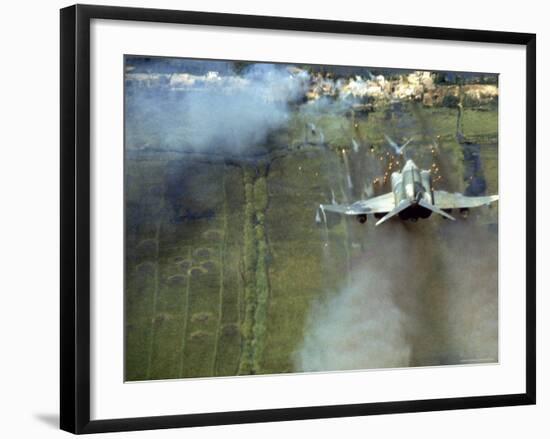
xmin=391 ymin=159 xmax=434 ymax=221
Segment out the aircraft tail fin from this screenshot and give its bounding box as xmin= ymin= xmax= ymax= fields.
xmin=418 ymin=199 xmax=456 ymax=221
xmin=375 ymin=200 xmax=412 ymax=226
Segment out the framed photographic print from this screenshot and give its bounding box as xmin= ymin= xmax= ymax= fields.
xmin=60 ymin=4 xmax=536 ymax=434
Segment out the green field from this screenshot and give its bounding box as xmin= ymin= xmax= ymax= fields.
xmin=125 ymin=102 xmax=498 ymax=381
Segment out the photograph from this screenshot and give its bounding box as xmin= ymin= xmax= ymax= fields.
xmin=0 ymin=0 xmax=542 ymax=436
xmin=124 ymin=55 xmax=500 ymax=381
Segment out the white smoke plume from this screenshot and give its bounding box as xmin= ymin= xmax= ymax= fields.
xmin=296 ymin=219 xmax=498 ymax=372
xmin=296 ymin=271 xmax=412 ymax=371
xmin=125 ymin=62 xmax=309 ymax=153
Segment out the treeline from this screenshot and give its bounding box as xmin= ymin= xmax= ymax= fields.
xmin=433 ymin=71 xmax=498 ymax=85
xmin=238 ymin=166 xmax=270 ymax=375
xmin=126 ymin=56 xmax=236 ymax=75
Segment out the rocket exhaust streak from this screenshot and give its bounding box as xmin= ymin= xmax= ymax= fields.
xmin=352 ymin=138 xmax=360 ymax=153
xmin=317 ymin=206 xmax=330 ymax=251
xmin=341 ymin=150 xmax=353 ymax=191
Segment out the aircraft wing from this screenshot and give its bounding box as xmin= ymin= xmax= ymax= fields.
xmin=320 ymin=192 xmax=395 ymax=215
xmin=432 ymin=191 xmax=499 ymax=209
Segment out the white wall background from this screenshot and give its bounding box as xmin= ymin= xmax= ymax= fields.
xmin=0 ymin=0 xmax=546 ymax=437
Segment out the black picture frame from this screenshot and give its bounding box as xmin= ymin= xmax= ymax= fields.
xmin=60 ymin=4 xmax=536 ymax=434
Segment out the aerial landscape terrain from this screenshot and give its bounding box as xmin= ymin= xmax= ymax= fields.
xmin=124 ymin=56 xmax=499 ymax=381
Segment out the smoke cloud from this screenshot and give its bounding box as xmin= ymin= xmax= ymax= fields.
xmin=125 ymin=63 xmax=309 ymax=153
xmin=295 ymin=264 xmax=413 ymax=371
xmin=295 ymin=219 xmax=498 ymax=372
xmin=437 ymin=220 xmax=499 ymax=363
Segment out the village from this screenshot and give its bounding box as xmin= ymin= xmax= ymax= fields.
xmin=125 ymin=64 xmax=498 ymax=109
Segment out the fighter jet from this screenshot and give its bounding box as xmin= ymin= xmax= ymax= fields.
xmin=319 ymin=159 xmax=498 ymax=226
xmin=384 ymin=134 xmax=413 ymax=156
